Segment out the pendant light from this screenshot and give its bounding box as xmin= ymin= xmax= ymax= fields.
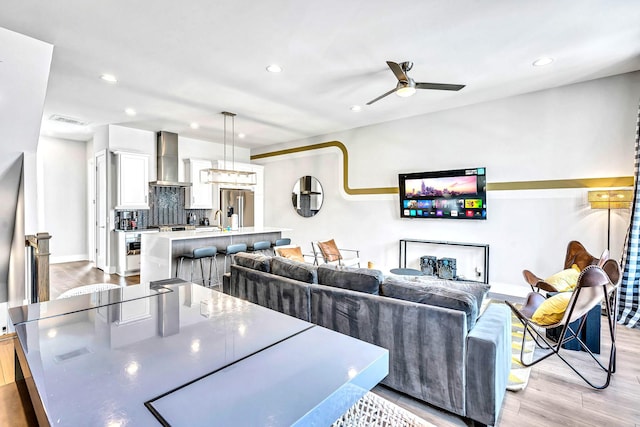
xmin=204 ymin=111 xmax=257 ymax=185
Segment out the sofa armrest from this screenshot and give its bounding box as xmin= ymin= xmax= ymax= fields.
xmin=465 ymin=303 xmax=511 ymax=426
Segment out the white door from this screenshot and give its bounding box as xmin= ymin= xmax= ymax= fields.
xmin=95 ymin=151 xmax=108 ymax=271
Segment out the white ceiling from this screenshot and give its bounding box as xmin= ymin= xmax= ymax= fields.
xmin=1 ymin=0 xmax=639 ymax=149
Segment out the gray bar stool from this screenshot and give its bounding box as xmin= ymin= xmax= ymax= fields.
xmin=176 ymin=246 xmax=219 ymax=288
xmin=248 ymin=240 xmax=271 ymax=254
xmin=219 ymin=243 xmax=247 ymax=273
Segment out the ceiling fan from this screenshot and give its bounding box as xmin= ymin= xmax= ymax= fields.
xmin=366 ymin=61 xmax=465 ymax=105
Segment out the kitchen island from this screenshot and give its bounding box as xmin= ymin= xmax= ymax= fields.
xmin=140 ymin=226 xmax=289 ymax=285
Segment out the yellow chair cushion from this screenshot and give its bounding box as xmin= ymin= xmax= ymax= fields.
xmin=532 ymin=292 xmax=572 ymax=325
xmin=544 ymin=265 xmax=580 ymax=292
xmin=276 ymin=246 xmax=305 ymax=263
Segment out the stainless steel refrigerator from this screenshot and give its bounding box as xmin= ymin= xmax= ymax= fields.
xmin=220 ymin=188 xmax=254 ymax=228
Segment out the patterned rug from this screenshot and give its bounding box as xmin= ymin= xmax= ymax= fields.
xmin=332 ymin=392 xmax=435 ymax=427
xmin=507 ymin=311 xmax=535 ymax=391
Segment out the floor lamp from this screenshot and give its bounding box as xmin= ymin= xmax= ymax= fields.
xmin=588 ymin=189 xmax=633 ymax=250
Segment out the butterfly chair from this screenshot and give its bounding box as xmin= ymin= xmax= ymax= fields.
xmin=522 ymin=241 xmax=604 ymax=293
xmin=506 ymin=258 xmax=620 ymax=389
xmin=311 ymin=239 xmax=360 ymax=267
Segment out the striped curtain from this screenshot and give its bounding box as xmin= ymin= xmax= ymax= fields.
xmin=618 ymin=103 xmax=640 ymax=327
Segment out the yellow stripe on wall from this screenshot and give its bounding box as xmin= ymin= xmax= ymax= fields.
xmin=251 ymin=141 xmax=634 ymax=195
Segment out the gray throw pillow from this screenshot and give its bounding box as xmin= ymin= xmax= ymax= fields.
xmin=317 ymin=264 xmax=384 ymax=295
xmin=234 ymin=252 xmax=271 ymax=273
xmin=271 ymin=256 xmax=318 ymax=284
xmin=380 ymin=277 xmax=478 ymax=329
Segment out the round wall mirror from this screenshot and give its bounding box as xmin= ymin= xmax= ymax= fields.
xmin=292 ymin=176 xmax=324 ymax=217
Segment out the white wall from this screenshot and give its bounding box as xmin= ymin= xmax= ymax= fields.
xmin=38 ymin=136 xmax=90 ymax=263
xmin=255 ymin=72 xmax=640 ymax=284
xmin=178 ymin=135 xmax=250 ymax=181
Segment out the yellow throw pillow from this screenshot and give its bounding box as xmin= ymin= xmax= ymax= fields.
xmin=544 ymin=267 xmax=580 ymax=292
xmin=276 ymin=246 xmax=305 ymax=263
xmin=531 ymin=292 xmax=572 ymax=325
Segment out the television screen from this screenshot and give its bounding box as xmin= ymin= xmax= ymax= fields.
xmin=398 ymin=167 xmax=487 ymax=220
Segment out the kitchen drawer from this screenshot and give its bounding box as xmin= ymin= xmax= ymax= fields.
xmin=126 ymin=254 xmax=141 ymax=271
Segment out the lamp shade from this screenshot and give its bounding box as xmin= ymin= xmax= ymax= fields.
xmin=588 ymin=189 xmax=633 ymax=209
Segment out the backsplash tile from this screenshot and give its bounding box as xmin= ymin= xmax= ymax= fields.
xmin=115 ymin=186 xmax=211 ymax=230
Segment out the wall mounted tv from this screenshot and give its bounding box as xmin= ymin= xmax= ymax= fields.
xmin=398 ymin=167 xmax=487 ymax=220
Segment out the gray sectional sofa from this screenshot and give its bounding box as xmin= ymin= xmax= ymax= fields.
xmin=223 ymin=253 xmax=511 ymax=426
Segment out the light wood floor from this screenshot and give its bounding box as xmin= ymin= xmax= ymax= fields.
xmin=49 ymin=260 xmax=139 ymax=299
xmin=3 ymin=262 xmax=640 ymax=426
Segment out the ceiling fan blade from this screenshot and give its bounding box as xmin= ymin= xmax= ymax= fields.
xmin=366 ymin=87 xmax=397 ymax=105
xmin=386 ymin=61 xmax=408 ymax=82
xmin=415 ymin=82 xmax=465 ymax=91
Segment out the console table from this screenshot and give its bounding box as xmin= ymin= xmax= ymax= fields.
xmin=10 ymin=280 xmax=388 ymax=426
xmin=398 ymin=239 xmax=490 ymax=284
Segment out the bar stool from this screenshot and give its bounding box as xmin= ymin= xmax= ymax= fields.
xmin=274 ymin=238 xmax=291 ymax=247
xmin=219 ymin=243 xmax=247 ymax=273
xmin=176 ymin=246 xmax=219 ymax=288
xmin=247 ymin=240 xmax=271 ymax=254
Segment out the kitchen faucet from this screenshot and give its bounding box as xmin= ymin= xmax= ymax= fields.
xmin=213 ymin=209 xmax=223 ymax=230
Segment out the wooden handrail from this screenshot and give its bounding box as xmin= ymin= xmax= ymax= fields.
xmin=25 ymin=232 xmax=52 ymax=302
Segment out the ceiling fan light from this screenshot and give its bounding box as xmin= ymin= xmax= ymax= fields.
xmin=396 ymin=86 xmax=416 ymax=98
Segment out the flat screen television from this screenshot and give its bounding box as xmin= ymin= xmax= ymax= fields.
xmin=398 ymin=167 xmax=487 ymax=220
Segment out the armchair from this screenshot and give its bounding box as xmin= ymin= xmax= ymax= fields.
xmin=523 ymin=241 xmax=602 ymax=293
xmin=507 ymin=257 xmax=621 ymax=389
xmin=311 ymin=239 xmax=360 ymax=267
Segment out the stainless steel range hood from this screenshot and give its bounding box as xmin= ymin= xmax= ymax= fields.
xmin=149 ymin=131 xmax=191 ymax=187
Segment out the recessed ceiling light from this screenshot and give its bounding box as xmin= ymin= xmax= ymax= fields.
xmin=125 ymin=108 xmax=136 ymax=116
xmin=266 ymin=64 xmax=283 ymax=73
xmin=532 ymin=57 xmax=554 ymax=67
xmin=100 ymin=73 xmax=118 ymax=83
xmin=190 ymin=122 xmax=199 ymax=129
xmin=350 ymin=105 xmax=362 ymax=112
xmin=238 ymin=133 xmax=246 ymax=139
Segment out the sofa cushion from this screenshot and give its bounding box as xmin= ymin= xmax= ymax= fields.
xmin=380 ymin=277 xmax=479 ymax=329
xmin=410 ymin=276 xmax=490 ymax=314
xmin=317 ymin=264 xmax=383 ymax=295
xmin=233 ymin=252 xmax=270 ymax=273
xmin=271 ymin=256 xmax=318 ymax=284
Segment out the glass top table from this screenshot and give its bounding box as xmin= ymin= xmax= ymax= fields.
xmin=10 ymin=280 xmax=388 ymax=426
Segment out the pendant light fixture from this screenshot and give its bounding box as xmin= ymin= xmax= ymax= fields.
xmin=204 ymin=111 xmax=257 ymax=185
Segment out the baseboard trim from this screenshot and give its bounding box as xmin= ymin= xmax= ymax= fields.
xmin=50 ymin=254 xmax=90 ymax=264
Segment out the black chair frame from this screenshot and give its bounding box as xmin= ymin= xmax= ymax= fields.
xmin=506 ymin=262 xmax=619 ymax=389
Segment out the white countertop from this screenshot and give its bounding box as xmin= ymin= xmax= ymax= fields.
xmin=147 ymin=226 xmax=290 ymax=241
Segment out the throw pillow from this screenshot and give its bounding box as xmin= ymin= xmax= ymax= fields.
xmin=531 ymin=292 xmax=572 ymax=325
xmin=544 ymin=266 xmax=580 ymax=292
xmin=380 ymin=277 xmax=478 ymax=329
xmin=317 ymin=264 xmax=383 ymax=295
xmin=275 ymin=246 xmax=305 ymax=263
xmin=271 ymin=256 xmax=318 ymax=284
xmin=233 ymin=252 xmax=270 ymax=273
xmin=317 ymin=239 xmax=342 ymax=262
